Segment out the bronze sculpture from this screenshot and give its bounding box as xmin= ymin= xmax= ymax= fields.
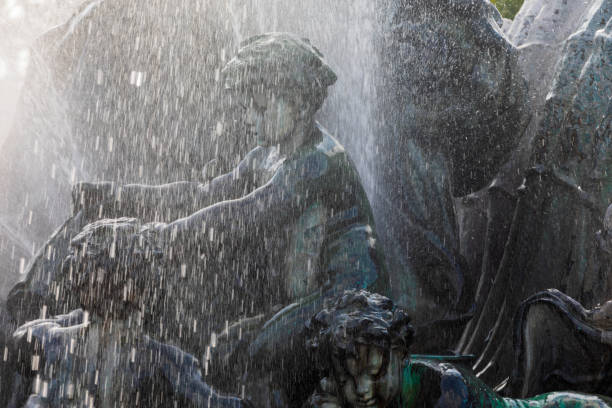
xmin=6 ymin=33 xmax=388 ymax=407
xmin=304 ymin=290 xmax=612 ymax=408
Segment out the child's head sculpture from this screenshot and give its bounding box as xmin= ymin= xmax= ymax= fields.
xmin=222 ymin=32 xmax=337 ymax=151
xmin=306 ymin=290 xmax=414 ymax=408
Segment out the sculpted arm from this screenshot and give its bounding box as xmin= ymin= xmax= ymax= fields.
xmin=248 ymin=155 xmax=388 ymax=365
xmin=155 ymin=165 xmax=297 ymax=262
xmin=72 ymin=148 xmax=268 ymax=221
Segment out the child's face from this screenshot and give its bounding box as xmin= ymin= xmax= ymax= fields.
xmin=332 ymin=344 xmax=404 ymax=407
xmin=240 ymin=89 xmax=303 ymax=148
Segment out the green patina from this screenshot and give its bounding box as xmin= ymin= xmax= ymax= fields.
xmin=399 ymin=359 xmax=423 ymax=407
xmin=397 ymin=357 xmax=612 ymax=407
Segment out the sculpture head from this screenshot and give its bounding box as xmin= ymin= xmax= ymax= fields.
xmin=306 ymin=290 xmax=414 ymax=407
xmin=222 ymin=33 xmax=337 ymax=150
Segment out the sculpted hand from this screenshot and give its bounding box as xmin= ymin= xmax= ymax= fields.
xmin=218 ymin=314 xmax=267 ymax=343
xmin=213 ymin=314 xmax=266 ymax=365
xmin=203 ymin=314 xmax=268 ymax=387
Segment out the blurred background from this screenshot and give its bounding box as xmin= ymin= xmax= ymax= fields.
xmin=491 ymin=0 xmax=525 ymax=18
xmin=0 ymin=0 xmax=82 ymax=144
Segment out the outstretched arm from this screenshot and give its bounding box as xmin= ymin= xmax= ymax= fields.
xmin=156 ymin=165 xmax=299 ymax=261
xmin=72 ymin=147 xmax=269 ymax=221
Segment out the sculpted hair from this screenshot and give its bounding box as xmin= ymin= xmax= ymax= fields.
xmin=222 ymin=32 xmax=337 ymax=113
xmin=305 ymin=290 xmax=414 ymax=366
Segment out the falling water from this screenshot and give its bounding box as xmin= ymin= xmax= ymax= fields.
xmin=226 ymin=0 xmax=382 ymax=192
xmin=0 ymin=0 xmax=384 ymax=301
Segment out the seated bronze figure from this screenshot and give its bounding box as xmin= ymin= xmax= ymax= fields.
xmin=6 ymin=33 xmax=388 ymax=407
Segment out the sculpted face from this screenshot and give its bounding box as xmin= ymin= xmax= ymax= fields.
xmin=305 ymin=291 xmax=414 ymax=408
xmin=240 ymin=89 xmax=305 ymax=148
xmin=332 ymin=345 xmax=403 ymax=408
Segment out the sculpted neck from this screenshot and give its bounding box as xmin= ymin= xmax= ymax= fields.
xmin=278 ymin=118 xmax=317 ymax=157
